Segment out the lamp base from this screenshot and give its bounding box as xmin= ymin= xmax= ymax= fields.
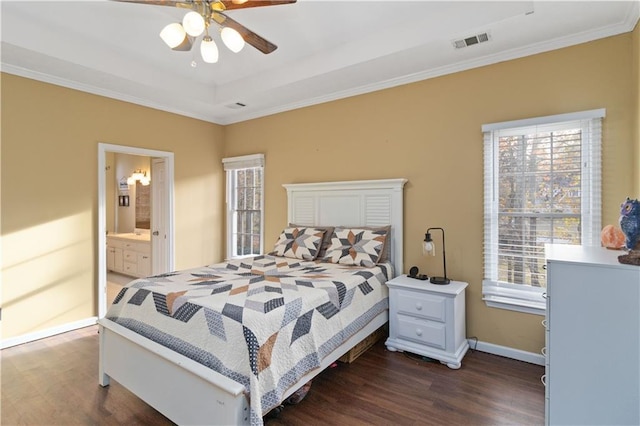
xmin=430 ymin=276 xmax=450 ymax=285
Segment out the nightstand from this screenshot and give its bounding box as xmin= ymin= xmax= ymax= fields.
xmin=385 ymin=274 xmax=469 ymax=369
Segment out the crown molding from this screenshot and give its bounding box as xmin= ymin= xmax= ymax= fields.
xmin=3 ymin=9 xmax=638 ymax=126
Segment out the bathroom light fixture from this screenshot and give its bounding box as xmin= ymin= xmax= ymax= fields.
xmin=423 ymin=227 xmax=450 ymax=285
xmin=127 ymin=169 xmax=150 ymax=186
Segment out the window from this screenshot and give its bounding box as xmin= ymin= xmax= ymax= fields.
xmin=482 ymin=109 xmax=604 ymax=315
xmin=223 ymin=154 xmax=264 ymax=259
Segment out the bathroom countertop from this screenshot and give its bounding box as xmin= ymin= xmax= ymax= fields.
xmin=108 ymin=232 xmax=151 ymax=242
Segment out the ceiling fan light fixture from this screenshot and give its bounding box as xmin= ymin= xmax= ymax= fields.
xmin=182 ymin=11 xmax=206 ymax=37
xmin=221 ymin=27 xmax=245 ymax=53
xmin=200 ymin=35 xmax=219 ymax=63
xmin=160 ymin=23 xmax=192 ymax=51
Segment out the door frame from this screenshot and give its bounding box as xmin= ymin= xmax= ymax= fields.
xmin=151 ymin=157 xmax=169 ymax=275
xmin=97 ymin=143 xmax=175 ymax=318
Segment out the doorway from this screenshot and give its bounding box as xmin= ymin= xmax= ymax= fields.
xmin=97 ymin=143 xmax=175 ymax=318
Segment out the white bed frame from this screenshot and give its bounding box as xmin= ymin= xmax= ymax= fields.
xmin=98 ymin=178 xmax=407 ymax=425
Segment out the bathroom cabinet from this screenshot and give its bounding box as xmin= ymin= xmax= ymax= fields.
xmin=107 ymin=235 xmax=151 ymax=278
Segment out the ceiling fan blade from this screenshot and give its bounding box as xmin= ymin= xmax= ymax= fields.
xmin=111 ymin=0 xmax=193 ymax=7
xmin=212 ymin=0 xmax=296 ymax=12
xmin=213 ymin=11 xmax=278 ymax=54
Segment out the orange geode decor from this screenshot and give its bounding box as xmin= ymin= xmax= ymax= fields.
xmin=601 ymin=224 xmax=626 ymax=249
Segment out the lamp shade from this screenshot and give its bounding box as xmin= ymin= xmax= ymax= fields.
xmin=423 ymin=240 xmax=435 ymax=256
xmin=182 ymin=11 xmax=205 ymax=37
xmin=160 ymin=23 xmax=187 ymax=48
xmin=221 ymin=27 xmax=245 ymax=53
xmin=200 ymin=36 xmax=219 ymax=63
xmin=423 ymin=231 xmax=435 ymax=256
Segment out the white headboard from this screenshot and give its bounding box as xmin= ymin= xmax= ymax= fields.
xmin=283 ymin=178 xmax=407 ymax=277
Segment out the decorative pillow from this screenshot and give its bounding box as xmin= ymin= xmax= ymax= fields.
xmin=270 ymin=227 xmax=326 ymax=260
xmin=342 ymin=225 xmax=391 ymax=262
xmin=322 ymin=227 xmax=388 ymax=267
xmin=289 ymin=223 xmax=335 ymax=258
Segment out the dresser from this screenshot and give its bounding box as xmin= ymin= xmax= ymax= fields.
xmin=544 ymin=244 xmax=640 ymax=425
xmin=385 ymin=275 xmax=468 ymax=369
xmin=107 ymin=235 xmax=151 ymax=278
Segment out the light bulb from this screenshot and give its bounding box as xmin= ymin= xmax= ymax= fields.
xmin=200 ymin=36 xmax=219 ymax=63
xmin=160 ymin=23 xmax=187 ymax=49
xmin=423 ymin=240 xmax=435 ymax=256
xmin=221 ymin=27 xmax=245 ymax=53
xmin=182 ymin=11 xmax=205 ymax=37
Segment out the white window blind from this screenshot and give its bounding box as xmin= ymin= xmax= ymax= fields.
xmin=482 ymin=109 xmax=604 ymax=315
xmin=223 ymin=154 xmax=265 ymax=259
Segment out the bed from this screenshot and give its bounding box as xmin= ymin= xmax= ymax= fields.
xmin=98 ymin=178 xmax=407 ymax=425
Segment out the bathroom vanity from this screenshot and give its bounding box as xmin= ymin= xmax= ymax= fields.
xmin=107 ymin=232 xmax=151 ymax=278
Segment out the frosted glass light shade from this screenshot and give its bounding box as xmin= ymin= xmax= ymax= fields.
xmin=221 ymin=27 xmax=245 ymax=53
xmin=200 ymin=36 xmax=219 ymax=63
xmin=160 ymin=23 xmax=187 ymax=49
xmin=182 ymin=11 xmax=205 ymax=37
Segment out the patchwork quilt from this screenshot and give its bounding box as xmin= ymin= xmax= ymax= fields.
xmin=105 ymin=255 xmax=390 ymax=425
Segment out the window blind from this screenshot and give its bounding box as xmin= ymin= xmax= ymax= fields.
xmin=222 ymin=153 xmax=264 ymax=171
xmin=223 ymin=154 xmax=265 ymax=258
xmin=482 ymin=109 xmax=604 ymax=313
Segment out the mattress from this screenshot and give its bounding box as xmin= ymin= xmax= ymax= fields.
xmin=105 ymin=255 xmax=390 ymax=424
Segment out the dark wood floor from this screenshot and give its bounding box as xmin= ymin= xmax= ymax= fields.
xmin=1 ymin=326 xmax=545 ymax=425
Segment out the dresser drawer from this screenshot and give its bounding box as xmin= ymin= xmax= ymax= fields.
xmin=396 ymin=289 xmax=446 ymax=322
xmin=396 ymin=314 xmax=446 ymax=350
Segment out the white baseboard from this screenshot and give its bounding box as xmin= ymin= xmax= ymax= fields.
xmin=1 ymin=317 xmax=98 ymax=349
xmin=469 ymin=338 xmax=545 ymax=366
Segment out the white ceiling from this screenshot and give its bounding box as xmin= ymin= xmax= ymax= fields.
xmin=1 ymin=1 xmax=638 ymax=125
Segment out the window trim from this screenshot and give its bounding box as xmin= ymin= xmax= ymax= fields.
xmin=223 ymin=154 xmax=265 ymax=260
xmin=482 ymin=109 xmax=604 ymax=315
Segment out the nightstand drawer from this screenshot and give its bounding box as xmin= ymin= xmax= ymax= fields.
xmin=396 ymin=289 xmax=446 ymax=322
xmin=396 ymin=315 xmax=446 ymax=350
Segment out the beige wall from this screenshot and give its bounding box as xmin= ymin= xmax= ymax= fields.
xmin=1 ymin=74 xmax=225 ymax=339
xmin=1 ymin=30 xmax=637 ymax=352
xmin=223 ymin=33 xmax=637 ymax=353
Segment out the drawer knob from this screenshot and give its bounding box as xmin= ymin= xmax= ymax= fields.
xmin=415 ymin=328 xmax=423 ymax=337
xmin=415 ymin=302 xmax=422 ymax=311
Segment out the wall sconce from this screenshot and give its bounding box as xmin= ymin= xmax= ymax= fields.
xmin=423 ymin=227 xmax=450 ymax=285
xmin=127 ymin=169 xmax=150 ymax=186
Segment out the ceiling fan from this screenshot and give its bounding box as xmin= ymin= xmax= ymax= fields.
xmin=114 ymin=0 xmax=296 ymax=64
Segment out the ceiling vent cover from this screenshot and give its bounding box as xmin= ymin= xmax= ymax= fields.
xmin=226 ymin=102 xmax=247 ymax=109
xmin=452 ymin=32 xmax=491 ymax=49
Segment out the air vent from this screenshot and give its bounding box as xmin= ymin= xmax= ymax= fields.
xmin=452 ymin=32 xmax=491 ymax=49
xmin=226 ymin=102 xmax=246 ymax=109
